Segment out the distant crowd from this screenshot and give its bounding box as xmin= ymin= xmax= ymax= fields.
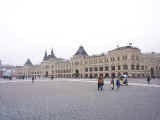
xmin=97 ymin=73 xmax=152 ymax=91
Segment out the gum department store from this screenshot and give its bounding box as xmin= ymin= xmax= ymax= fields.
xmin=15 ymin=45 xmax=160 ymax=79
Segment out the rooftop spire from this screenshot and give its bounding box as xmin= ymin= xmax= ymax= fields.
xmin=51 ymin=48 xmax=55 ymax=58
xmin=43 ymin=50 xmax=48 ymax=61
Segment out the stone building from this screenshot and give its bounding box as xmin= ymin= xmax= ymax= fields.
xmin=0 ymin=60 xmax=15 ymax=79
xmin=15 ymin=45 xmax=160 ymax=79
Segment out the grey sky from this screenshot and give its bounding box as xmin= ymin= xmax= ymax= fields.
xmin=0 ymin=0 xmax=160 ymax=66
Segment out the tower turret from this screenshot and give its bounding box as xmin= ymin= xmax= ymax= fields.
xmin=24 ymin=58 xmax=33 ymax=66
xmin=51 ymin=48 xmax=56 ymax=58
xmin=74 ymin=46 xmax=88 ymax=56
xmin=43 ymin=50 xmax=48 ymax=61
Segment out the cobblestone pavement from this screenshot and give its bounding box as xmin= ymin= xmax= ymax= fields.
xmin=0 ymin=79 xmax=160 ymax=120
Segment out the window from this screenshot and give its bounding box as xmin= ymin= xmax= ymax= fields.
xmin=99 ymin=67 xmax=103 ymax=71
xmin=131 ymin=65 xmax=135 ymax=70
xmin=94 ymin=67 xmax=98 ymax=71
xmin=110 ymin=57 xmax=115 ymax=61
xmin=123 ymin=56 xmax=127 ymax=60
xmin=141 ymin=66 xmax=144 ymax=70
xmin=111 ymin=66 xmax=115 ymax=71
xmin=136 ymin=65 xmax=139 ymax=70
xmin=123 ymin=65 xmax=128 ymax=70
xmin=105 ymin=59 xmax=108 ymax=62
xmin=105 ymin=66 xmax=109 ymax=71
xmin=113 ymin=57 xmax=115 ymax=61
xmin=85 ymin=68 xmax=88 ymax=72
xmin=89 ymin=67 xmax=92 ymax=72
xmin=118 ymin=65 xmax=121 ymax=70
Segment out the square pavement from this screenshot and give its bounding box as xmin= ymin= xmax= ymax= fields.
xmin=0 ymin=79 xmax=160 ymax=120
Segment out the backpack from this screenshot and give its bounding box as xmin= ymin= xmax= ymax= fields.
xmin=98 ymin=79 xmax=103 ymax=84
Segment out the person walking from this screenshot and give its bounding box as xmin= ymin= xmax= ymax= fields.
xmin=98 ymin=75 xmax=104 ymax=91
xmin=116 ymin=76 xmax=120 ymax=89
xmin=32 ymin=76 xmax=34 ymax=83
xmin=110 ymin=78 xmax=114 ymax=90
xmin=123 ymin=73 xmax=128 ymax=85
xmin=147 ymin=75 xmax=151 ymax=85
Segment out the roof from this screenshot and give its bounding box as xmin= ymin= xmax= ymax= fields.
xmin=74 ymin=46 xmax=88 ymax=56
xmin=24 ymin=59 xmax=33 ymax=66
xmin=111 ymin=46 xmax=140 ymax=51
xmin=43 ymin=49 xmax=56 ymax=61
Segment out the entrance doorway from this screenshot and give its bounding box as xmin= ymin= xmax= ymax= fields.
xmin=75 ymin=69 xmax=79 ymax=78
xmin=45 ymin=71 xmax=48 ymax=78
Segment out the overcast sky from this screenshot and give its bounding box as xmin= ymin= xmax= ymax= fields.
xmin=0 ymin=0 xmax=160 ymax=66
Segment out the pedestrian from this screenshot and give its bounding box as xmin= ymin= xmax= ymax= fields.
xmin=116 ymin=77 xmax=120 ymax=89
xmin=110 ymin=78 xmax=114 ymax=90
xmin=120 ymin=75 xmax=124 ymax=85
xmin=123 ymin=74 xmax=128 ymax=85
xmin=147 ymin=75 xmax=151 ymax=85
xmin=32 ymin=76 xmax=34 ymax=83
xmin=98 ymin=75 xmax=104 ymax=91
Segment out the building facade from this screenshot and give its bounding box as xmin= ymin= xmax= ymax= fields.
xmin=15 ymin=45 xmax=160 ymax=79
xmin=0 ymin=60 xmax=15 ymax=79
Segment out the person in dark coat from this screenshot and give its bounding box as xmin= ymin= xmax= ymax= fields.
xmin=98 ymin=75 xmax=104 ymax=91
xmin=147 ymin=75 xmax=151 ymax=84
xmin=32 ymin=76 xmax=34 ymax=83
